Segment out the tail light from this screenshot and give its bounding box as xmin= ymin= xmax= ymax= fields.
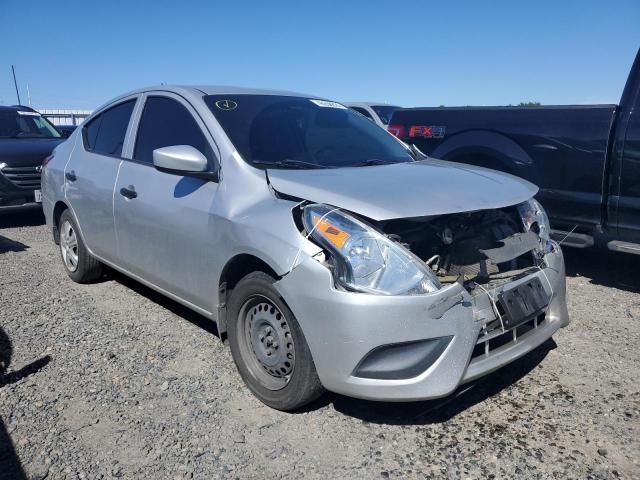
xmin=42 ymin=154 xmax=54 ymax=166
xmin=387 ymin=124 xmax=405 ymax=138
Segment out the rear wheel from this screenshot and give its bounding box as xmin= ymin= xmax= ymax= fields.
xmin=58 ymin=210 xmax=103 ymax=283
xmin=227 ymin=271 xmax=324 ymax=410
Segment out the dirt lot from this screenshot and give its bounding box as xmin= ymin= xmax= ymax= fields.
xmin=1 ymin=205 xmax=639 ymax=480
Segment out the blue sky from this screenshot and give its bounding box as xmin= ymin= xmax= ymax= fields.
xmin=1 ymin=0 xmax=638 ymax=109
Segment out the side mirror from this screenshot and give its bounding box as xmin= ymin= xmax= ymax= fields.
xmin=153 ymin=145 xmax=218 ymax=180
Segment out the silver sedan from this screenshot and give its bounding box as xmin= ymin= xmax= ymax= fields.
xmin=42 ymin=86 xmax=568 ymax=410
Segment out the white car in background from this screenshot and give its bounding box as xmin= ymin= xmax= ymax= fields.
xmin=345 ymin=103 xmax=400 ymax=128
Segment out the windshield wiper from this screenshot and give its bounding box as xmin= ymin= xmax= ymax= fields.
xmin=354 ymin=158 xmax=405 ymax=167
xmin=407 ymin=144 xmax=429 ymax=160
xmin=252 ymin=159 xmax=330 ymax=169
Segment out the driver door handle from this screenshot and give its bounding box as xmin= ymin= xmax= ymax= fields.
xmin=119 ymin=185 xmax=137 ymax=199
xmin=65 ymin=170 xmax=77 ymax=182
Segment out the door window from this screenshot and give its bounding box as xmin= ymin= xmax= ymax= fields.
xmin=84 ymin=100 xmax=136 ymax=157
xmin=134 ymin=96 xmax=211 ymax=165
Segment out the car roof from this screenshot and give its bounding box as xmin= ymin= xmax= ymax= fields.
xmin=118 ymin=85 xmax=315 ymax=99
xmin=345 ymin=102 xmax=401 ymax=108
xmin=0 ymin=105 xmax=38 ymax=112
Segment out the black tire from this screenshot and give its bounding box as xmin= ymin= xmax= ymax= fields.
xmin=227 ymin=271 xmax=324 ymax=411
xmin=58 ymin=209 xmax=103 ymax=283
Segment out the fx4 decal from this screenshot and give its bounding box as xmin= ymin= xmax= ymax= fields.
xmin=409 ymin=125 xmax=446 ymax=139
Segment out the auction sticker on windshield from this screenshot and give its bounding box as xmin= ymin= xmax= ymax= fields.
xmin=310 ymin=99 xmax=347 ymax=109
xmin=215 ymin=100 xmax=237 ymax=111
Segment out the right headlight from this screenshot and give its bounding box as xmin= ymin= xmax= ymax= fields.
xmin=518 ymin=198 xmax=553 ymax=254
xmin=302 ymin=204 xmax=441 ymax=295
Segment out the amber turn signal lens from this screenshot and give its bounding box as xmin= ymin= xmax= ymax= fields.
xmin=312 ymin=215 xmax=350 ymax=250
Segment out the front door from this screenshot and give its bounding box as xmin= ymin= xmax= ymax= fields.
xmin=113 ymin=93 xmax=220 ymax=310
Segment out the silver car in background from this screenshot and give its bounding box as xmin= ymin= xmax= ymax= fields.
xmin=345 ymin=102 xmax=400 ymax=127
xmin=42 ymin=86 xmax=569 ymax=410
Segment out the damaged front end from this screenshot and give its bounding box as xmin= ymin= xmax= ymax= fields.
xmin=376 ymin=198 xmax=552 ymax=286
xmin=276 ymin=197 xmax=567 ymax=400
xmin=371 ymin=198 xmax=561 ymax=362
xmin=297 ymin=198 xmax=553 ymax=296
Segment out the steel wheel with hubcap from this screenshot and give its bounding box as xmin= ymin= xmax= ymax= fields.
xmin=227 ymin=271 xmax=324 ymax=410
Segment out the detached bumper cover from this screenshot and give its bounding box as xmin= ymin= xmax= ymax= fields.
xmin=274 ymin=246 xmax=568 ymax=401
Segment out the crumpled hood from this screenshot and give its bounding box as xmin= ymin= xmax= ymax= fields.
xmin=267 ymin=159 xmax=538 ymax=220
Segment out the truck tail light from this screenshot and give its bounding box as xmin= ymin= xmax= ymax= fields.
xmin=387 ymin=124 xmax=404 ymax=138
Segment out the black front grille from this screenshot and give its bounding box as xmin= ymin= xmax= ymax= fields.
xmin=1 ymin=166 xmax=41 ymax=189
xmin=471 ymin=313 xmax=546 ymax=360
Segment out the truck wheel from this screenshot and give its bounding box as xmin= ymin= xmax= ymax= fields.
xmin=58 ymin=210 xmax=103 ymax=283
xmin=227 ymin=271 xmax=324 ymax=411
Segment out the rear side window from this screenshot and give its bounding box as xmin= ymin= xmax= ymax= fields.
xmin=134 ymin=96 xmax=211 ymax=165
xmin=84 ymin=100 xmax=136 ymax=157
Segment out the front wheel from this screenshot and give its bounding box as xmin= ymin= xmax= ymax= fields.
xmin=58 ymin=209 xmax=103 ymax=283
xmin=227 ymin=272 xmax=324 ymax=410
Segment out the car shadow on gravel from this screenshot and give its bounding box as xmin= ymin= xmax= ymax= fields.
xmin=0 ymin=235 xmax=28 ymax=254
xmin=318 ymin=338 xmax=556 ymax=425
xmin=562 ymin=247 xmax=640 ymax=293
xmin=105 ymin=269 xmax=220 ymax=337
xmin=0 ymin=205 xmax=45 ymax=229
xmin=0 ymin=326 xmax=51 ymax=480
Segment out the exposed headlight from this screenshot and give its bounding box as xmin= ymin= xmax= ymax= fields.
xmin=302 ymin=204 xmax=440 ymax=295
xmin=518 ymin=198 xmax=552 ymax=254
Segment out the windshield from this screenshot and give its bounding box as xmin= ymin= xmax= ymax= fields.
xmin=204 ymin=95 xmax=412 ymax=169
xmin=371 ymin=105 xmax=400 ymax=125
xmin=0 ymin=110 xmax=61 ymax=139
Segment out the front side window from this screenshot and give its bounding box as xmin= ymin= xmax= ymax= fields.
xmin=204 ymin=95 xmax=412 ymax=169
xmin=134 ymin=96 xmax=211 ymax=165
xmin=0 ymin=110 xmax=61 ymax=139
xmin=84 ymin=100 xmax=136 ymax=157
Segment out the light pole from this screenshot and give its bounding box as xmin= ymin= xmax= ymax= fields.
xmin=11 ymin=65 xmax=21 ymax=105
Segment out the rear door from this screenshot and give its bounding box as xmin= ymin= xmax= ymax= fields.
xmin=616 ymin=87 xmax=640 ymax=241
xmin=64 ymin=97 xmax=137 ymax=260
xmin=113 ymin=92 xmax=220 ymax=310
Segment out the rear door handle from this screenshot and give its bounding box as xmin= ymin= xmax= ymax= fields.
xmin=119 ymin=185 xmax=137 ymax=199
xmin=65 ymin=170 xmax=77 ymax=182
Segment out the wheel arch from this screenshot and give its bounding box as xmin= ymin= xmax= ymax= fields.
xmin=431 ymin=129 xmax=538 ymax=182
xmin=52 ymin=200 xmax=70 ymax=244
xmin=217 ymin=253 xmax=281 ymax=337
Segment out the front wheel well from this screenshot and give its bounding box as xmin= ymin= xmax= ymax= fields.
xmin=219 ymin=254 xmax=280 ymax=293
xmin=52 ymin=201 xmax=69 ymax=244
xmin=217 ymin=254 xmax=280 ymax=337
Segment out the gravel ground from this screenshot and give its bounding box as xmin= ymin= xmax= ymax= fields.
xmin=1 ymin=205 xmax=639 ymax=480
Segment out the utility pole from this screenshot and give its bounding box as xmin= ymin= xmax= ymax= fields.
xmin=11 ymin=65 xmax=21 ymax=105
xmin=26 ymin=84 xmax=32 ymax=106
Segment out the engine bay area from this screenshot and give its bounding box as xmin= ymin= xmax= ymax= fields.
xmin=375 ymin=206 xmax=544 ymax=287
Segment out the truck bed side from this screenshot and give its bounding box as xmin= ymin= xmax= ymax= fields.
xmin=389 ymin=105 xmax=617 ymax=231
